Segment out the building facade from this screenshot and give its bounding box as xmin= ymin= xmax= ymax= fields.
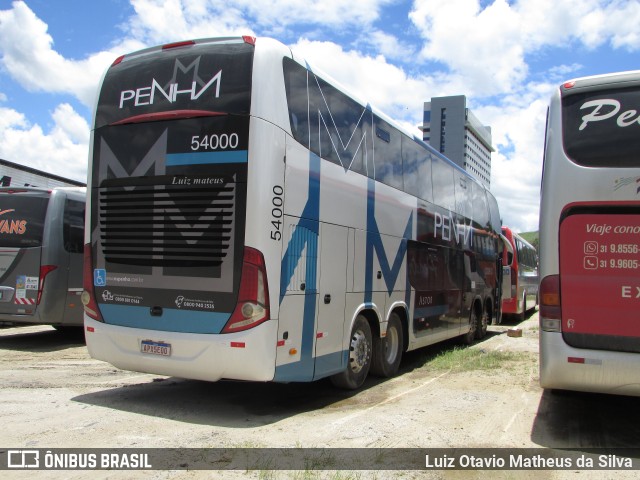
xmin=0 ymin=158 xmax=85 ymax=189
xmin=421 ymin=95 xmax=493 ymax=188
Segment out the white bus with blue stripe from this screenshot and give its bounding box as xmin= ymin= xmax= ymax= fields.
xmin=83 ymin=36 xmax=503 ymax=389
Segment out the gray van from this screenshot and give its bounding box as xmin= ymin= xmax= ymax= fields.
xmin=0 ymin=187 xmax=85 ymax=329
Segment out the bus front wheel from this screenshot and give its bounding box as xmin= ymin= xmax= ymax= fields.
xmin=331 ymin=315 xmax=372 ymax=390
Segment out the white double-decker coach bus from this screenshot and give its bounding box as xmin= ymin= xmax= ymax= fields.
xmin=539 ymin=70 xmax=640 ymax=396
xmin=83 ymin=36 xmax=503 ymax=389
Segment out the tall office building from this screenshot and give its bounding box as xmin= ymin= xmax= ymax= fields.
xmin=421 ymin=95 xmax=494 ymax=188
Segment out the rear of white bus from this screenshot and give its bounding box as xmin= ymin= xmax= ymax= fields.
xmin=539 ymin=71 xmax=640 ymax=396
xmin=83 ymin=37 xmax=278 ymax=382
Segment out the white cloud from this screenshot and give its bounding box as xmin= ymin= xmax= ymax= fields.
xmin=0 ymin=103 xmax=89 ymax=183
xmin=125 ymin=0 xmax=397 ymax=44
xmin=235 ymin=0 xmax=396 ymax=30
xmin=575 ymin=0 xmax=640 ymax=49
xmin=410 ymin=0 xmax=527 ymax=96
xmin=0 ymin=2 xmax=123 ymax=107
xmin=483 ymin=93 xmax=552 ymax=232
xmin=409 ymin=0 xmax=640 ymax=97
xmin=1 ymin=0 xmax=638 ymax=233
xmin=362 ymin=30 xmax=418 ymax=63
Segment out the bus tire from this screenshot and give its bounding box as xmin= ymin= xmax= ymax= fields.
xmin=475 ymin=304 xmax=489 ymax=340
xmin=519 ymin=294 xmax=527 ymax=322
xmin=371 ymin=312 xmax=404 ymax=378
xmin=461 ymin=309 xmax=477 ymax=345
xmin=331 ymin=315 xmax=372 ymax=390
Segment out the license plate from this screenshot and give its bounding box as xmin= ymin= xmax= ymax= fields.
xmin=140 ymin=340 xmax=171 ymax=356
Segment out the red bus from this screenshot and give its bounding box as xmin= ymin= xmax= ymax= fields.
xmin=500 ymin=226 xmax=538 ymax=321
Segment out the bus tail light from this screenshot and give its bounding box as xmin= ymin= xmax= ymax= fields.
xmin=37 ymin=265 xmax=57 ymax=304
xmin=81 ymin=244 xmax=103 ymax=322
xmin=222 ymin=247 xmax=270 ymax=333
xmin=162 ymin=40 xmax=196 ymax=50
xmin=540 ymin=274 xmax=561 ymax=332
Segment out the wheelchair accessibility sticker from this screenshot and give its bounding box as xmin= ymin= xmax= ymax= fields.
xmin=94 ymin=269 xmax=106 ymax=287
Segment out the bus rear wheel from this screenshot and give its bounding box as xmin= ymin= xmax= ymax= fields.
xmin=331 ymin=315 xmax=372 ymax=390
xmin=475 ymin=305 xmax=489 ymax=340
xmin=461 ymin=309 xmax=478 ymax=345
xmin=371 ymin=313 xmax=404 ymax=378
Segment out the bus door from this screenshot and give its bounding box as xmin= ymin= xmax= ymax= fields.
xmin=60 ymin=196 xmax=85 ymax=324
xmin=0 ymin=190 xmax=49 ymax=316
xmin=313 ymin=222 xmax=348 ymax=378
xmin=501 ymin=232 xmax=514 ymax=300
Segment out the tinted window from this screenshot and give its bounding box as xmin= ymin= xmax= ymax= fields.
xmin=374 ymin=120 xmax=403 ymax=190
xmin=431 ymin=156 xmax=456 ymax=211
xmin=0 ymin=194 xmax=49 ymax=248
xmin=407 ymin=240 xmax=443 ymax=290
xmin=471 ymin=180 xmax=489 ymax=228
xmin=562 ymin=87 xmax=640 ymax=167
xmin=284 ymin=57 xmax=372 ymax=176
xmin=63 ymin=199 xmax=85 ymax=253
xmin=487 ymin=192 xmax=501 ymax=232
xmin=96 ymin=40 xmax=254 ymax=128
xmin=453 ymin=170 xmax=471 ymax=219
xmin=403 ymin=137 xmax=433 ymax=202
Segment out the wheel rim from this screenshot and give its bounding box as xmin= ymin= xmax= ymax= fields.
xmin=384 ymin=326 xmax=399 ymax=364
xmin=349 ymin=329 xmax=370 ymax=374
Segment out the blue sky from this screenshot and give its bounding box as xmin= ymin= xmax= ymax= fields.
xmin=1 ymin=0 xmax=639 ymax=232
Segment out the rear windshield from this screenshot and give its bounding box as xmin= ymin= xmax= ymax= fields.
xmin=562 ymin=86 xmax=640 ymax=168
xmin=0 ymin=194 xmax=49 ymax=248
xmin=95 ymin=40 xmax=254 ymax=128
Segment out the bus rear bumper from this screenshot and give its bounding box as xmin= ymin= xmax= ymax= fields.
xmin=539 ymin=329 xmax=640 ymax=397
xmin=84 ymin=316 xmax=278 ymax=382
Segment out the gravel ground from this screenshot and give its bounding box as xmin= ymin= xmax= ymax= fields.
xmin=1 ymin=311 xmax=638 ymax=479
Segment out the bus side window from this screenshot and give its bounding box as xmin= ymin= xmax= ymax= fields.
xmin=63 ymin=199 xmax=85 ymax=253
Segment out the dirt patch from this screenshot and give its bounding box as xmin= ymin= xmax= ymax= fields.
xmin=1 ymin=314 xmax=638 ymax=479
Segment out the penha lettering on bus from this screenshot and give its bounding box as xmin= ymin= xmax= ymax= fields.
xmin=119 ymin=69 xmax=222 ymax=108
xmin=579 ymin=98 xmax=640 ymax=131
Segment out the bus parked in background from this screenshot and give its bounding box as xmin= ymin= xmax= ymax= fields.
xmin=501 ymin=226 xmax=538 ymax=321
xmin=83 ymin=36 xmax=503 ymax=389
xmin=0 ymin=187 xmax=86 ymax=330
xmin=539 ymin=70 xmax=640 ymax=396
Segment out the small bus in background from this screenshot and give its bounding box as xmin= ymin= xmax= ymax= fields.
xmin=500 ymin=226 xmax=538 ymax=321
xmin=539 ymin=70 xmax=640 ymax=396
xmin=0 ymin=187 xmax=86 ymax=331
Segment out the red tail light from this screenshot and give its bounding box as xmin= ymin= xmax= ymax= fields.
xmin=37 ymin=265 xmax=57 ymax=304
xmin=540 ymin=275 xmax=561 ymax=317
xmin=222 ymin=247 xmax=270 ymax=333
xmin=540 ymin=275 xmax=561 ymax=332
xmin=111 ymin=55 xmax=125 ymax=67
xmin=81 ymin=244 xmax=103 ymax=322
xmin=162 ymin=40 xmax=196 ymax=50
